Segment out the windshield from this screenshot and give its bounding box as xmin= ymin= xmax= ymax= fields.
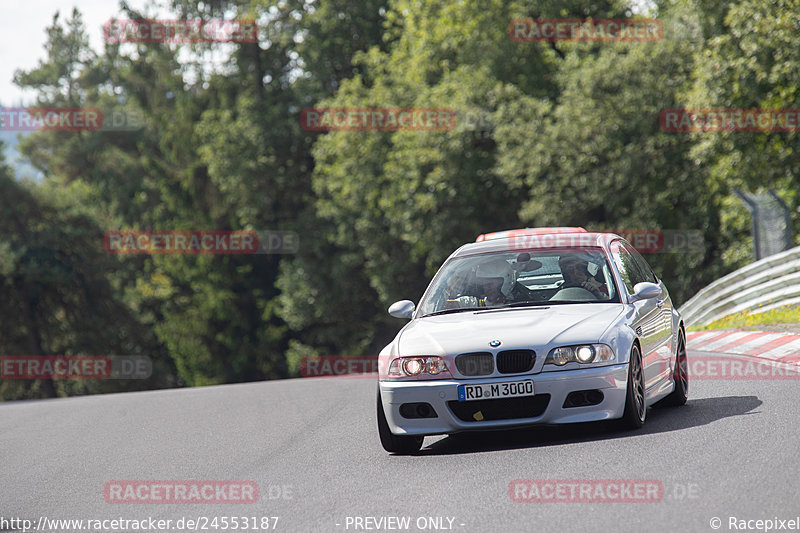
xmin=418 ymin=247 xmax=619 ymax=316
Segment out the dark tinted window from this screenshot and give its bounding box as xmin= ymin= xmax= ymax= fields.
xmin=611 ymin=240 xmax=649 ymax=293
xmin=628 ymin=244 xmax=658 ymax=284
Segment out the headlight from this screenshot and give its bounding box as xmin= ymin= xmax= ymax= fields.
xmin=389 ymin=356 xmax=449 ymax=377
xmin=426 ymin=357 xmax=447 ymax=375
xmin=402 ymin=358 xmax=425 ymax=375
xmin=549 ymin=347 xmax=571 ymax=366
xmin=576 ymin=345 xmax=595 ymax=363
xmin=544 ymin=344 xmax=615 ymax=367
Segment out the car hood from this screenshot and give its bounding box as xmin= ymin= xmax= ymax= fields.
xmin=399 ymin=304 xmax=624 ymax=355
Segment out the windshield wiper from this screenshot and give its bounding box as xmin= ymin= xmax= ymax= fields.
xmin=502 ymin=301 xmax=552 ymax=308
xmin=423 ymin=307 xmax=484 ymax=317
xmin=545 ymin=300 xmax=599 ymax=305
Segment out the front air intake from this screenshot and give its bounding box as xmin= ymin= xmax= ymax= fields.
xmin=496 ymin=350 xmax=536 ymax=374
xmin=455 ymin=352 xmax=494 ymax=376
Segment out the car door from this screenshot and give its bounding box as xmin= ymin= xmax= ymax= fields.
xmin=609 ymin=240 xmax=666 ymax=394
xmin=629 ymin=247 xmax=675 ymax=386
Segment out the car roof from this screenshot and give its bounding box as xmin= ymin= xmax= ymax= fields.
xmin=452 ymin=230 xmax=622 ymax=258
xmin=475 ymin=226 xmax=587 ymax=242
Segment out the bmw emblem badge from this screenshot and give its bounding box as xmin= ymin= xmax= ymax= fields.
xmin=489 ymin=340 xmax=501 ymax=347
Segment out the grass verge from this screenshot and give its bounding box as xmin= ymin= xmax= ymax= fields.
xmin=689 ymin=305 xmax=800 ymax=331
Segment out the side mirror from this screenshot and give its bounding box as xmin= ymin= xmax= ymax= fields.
xmin=629 ymin=282 xmax=662 ymax=303
xmin=388 ymin=300 xmax=415 ymax=319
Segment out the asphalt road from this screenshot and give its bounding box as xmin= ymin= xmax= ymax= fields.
xmin=2 ymin=349 xmax=798 ymax=533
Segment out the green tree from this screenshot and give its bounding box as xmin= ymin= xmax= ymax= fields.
xmin=0 ymin=148 xmax=173 ymax=400
xmin=682 ymin=0 xmax=800 ymax=266
xmin=12 ymin=1 xmax=393 ymax=386
xmin=278 ymin=0 xmax=639 ymax=360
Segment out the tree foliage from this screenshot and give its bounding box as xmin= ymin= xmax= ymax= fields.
xmin=3 ymin=0 xmax=797 ymax=399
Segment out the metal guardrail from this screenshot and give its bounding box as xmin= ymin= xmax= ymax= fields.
xmin=678 ymin=246 xmax=800 ymax=326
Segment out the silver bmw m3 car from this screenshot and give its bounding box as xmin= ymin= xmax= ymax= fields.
xmin=377 ymin=228 xmax=688 ymax=454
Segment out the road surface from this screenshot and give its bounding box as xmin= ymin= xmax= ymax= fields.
xmin=2 ymin=349 xmax=797 ymax=533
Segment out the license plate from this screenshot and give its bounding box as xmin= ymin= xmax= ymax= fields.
xmin=457 ymin=380 xmax=534 ymax=402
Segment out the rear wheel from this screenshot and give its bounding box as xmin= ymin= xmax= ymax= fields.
xmin=377 ymin=389 xmax=423 ymax=454
xmin=620 ymin=344 xmax=646 ymax=429
xmin=658 ymin=330 xmax=689 ymax=407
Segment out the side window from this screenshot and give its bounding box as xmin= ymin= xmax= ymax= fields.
xmin=628 ymin=245 xmax=658 ymax=284
xmin=600 ymin=262 xmax=617 ymax=300
xmin=611 ymin=241 xmax=647 ymax=294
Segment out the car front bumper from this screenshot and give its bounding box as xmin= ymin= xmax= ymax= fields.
xmin=379 ymin=363 xmax=629 ymax=436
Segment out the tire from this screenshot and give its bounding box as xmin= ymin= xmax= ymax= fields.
xmin=376 ymin=389 xmax=423 ymax=454
xmin=619 ymin=343 xmax=646 ymax=429
xmin=657 ymin=330 xmax=689 ymax=407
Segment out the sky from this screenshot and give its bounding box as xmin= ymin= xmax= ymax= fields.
xmin=0 ymin=0 xmax=159 ymax=105
xmin=1 ymin=0 xmax=656 ymax=106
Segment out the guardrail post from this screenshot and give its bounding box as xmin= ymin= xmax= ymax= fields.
xmin=734 ymin=188 xmax=761 ymax=261
xmin=734 ymin=188 xmax=792 ymax=262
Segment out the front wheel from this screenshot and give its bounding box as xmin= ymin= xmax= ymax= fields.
xmin=619 ymin=344 xmax=646 ymax=429
xmin=377 ymin=389 xmax=423 ymax=454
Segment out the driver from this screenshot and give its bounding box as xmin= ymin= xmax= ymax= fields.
xmin=476 ymin=259 xmax=515 ymax=306
xmin=456 ymin=259 xmax=516 ymax=307
xmin=558 ymin=255 xmax=608 ymax=298
xmin=478 ymin=276 xmax=506 ymax=306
